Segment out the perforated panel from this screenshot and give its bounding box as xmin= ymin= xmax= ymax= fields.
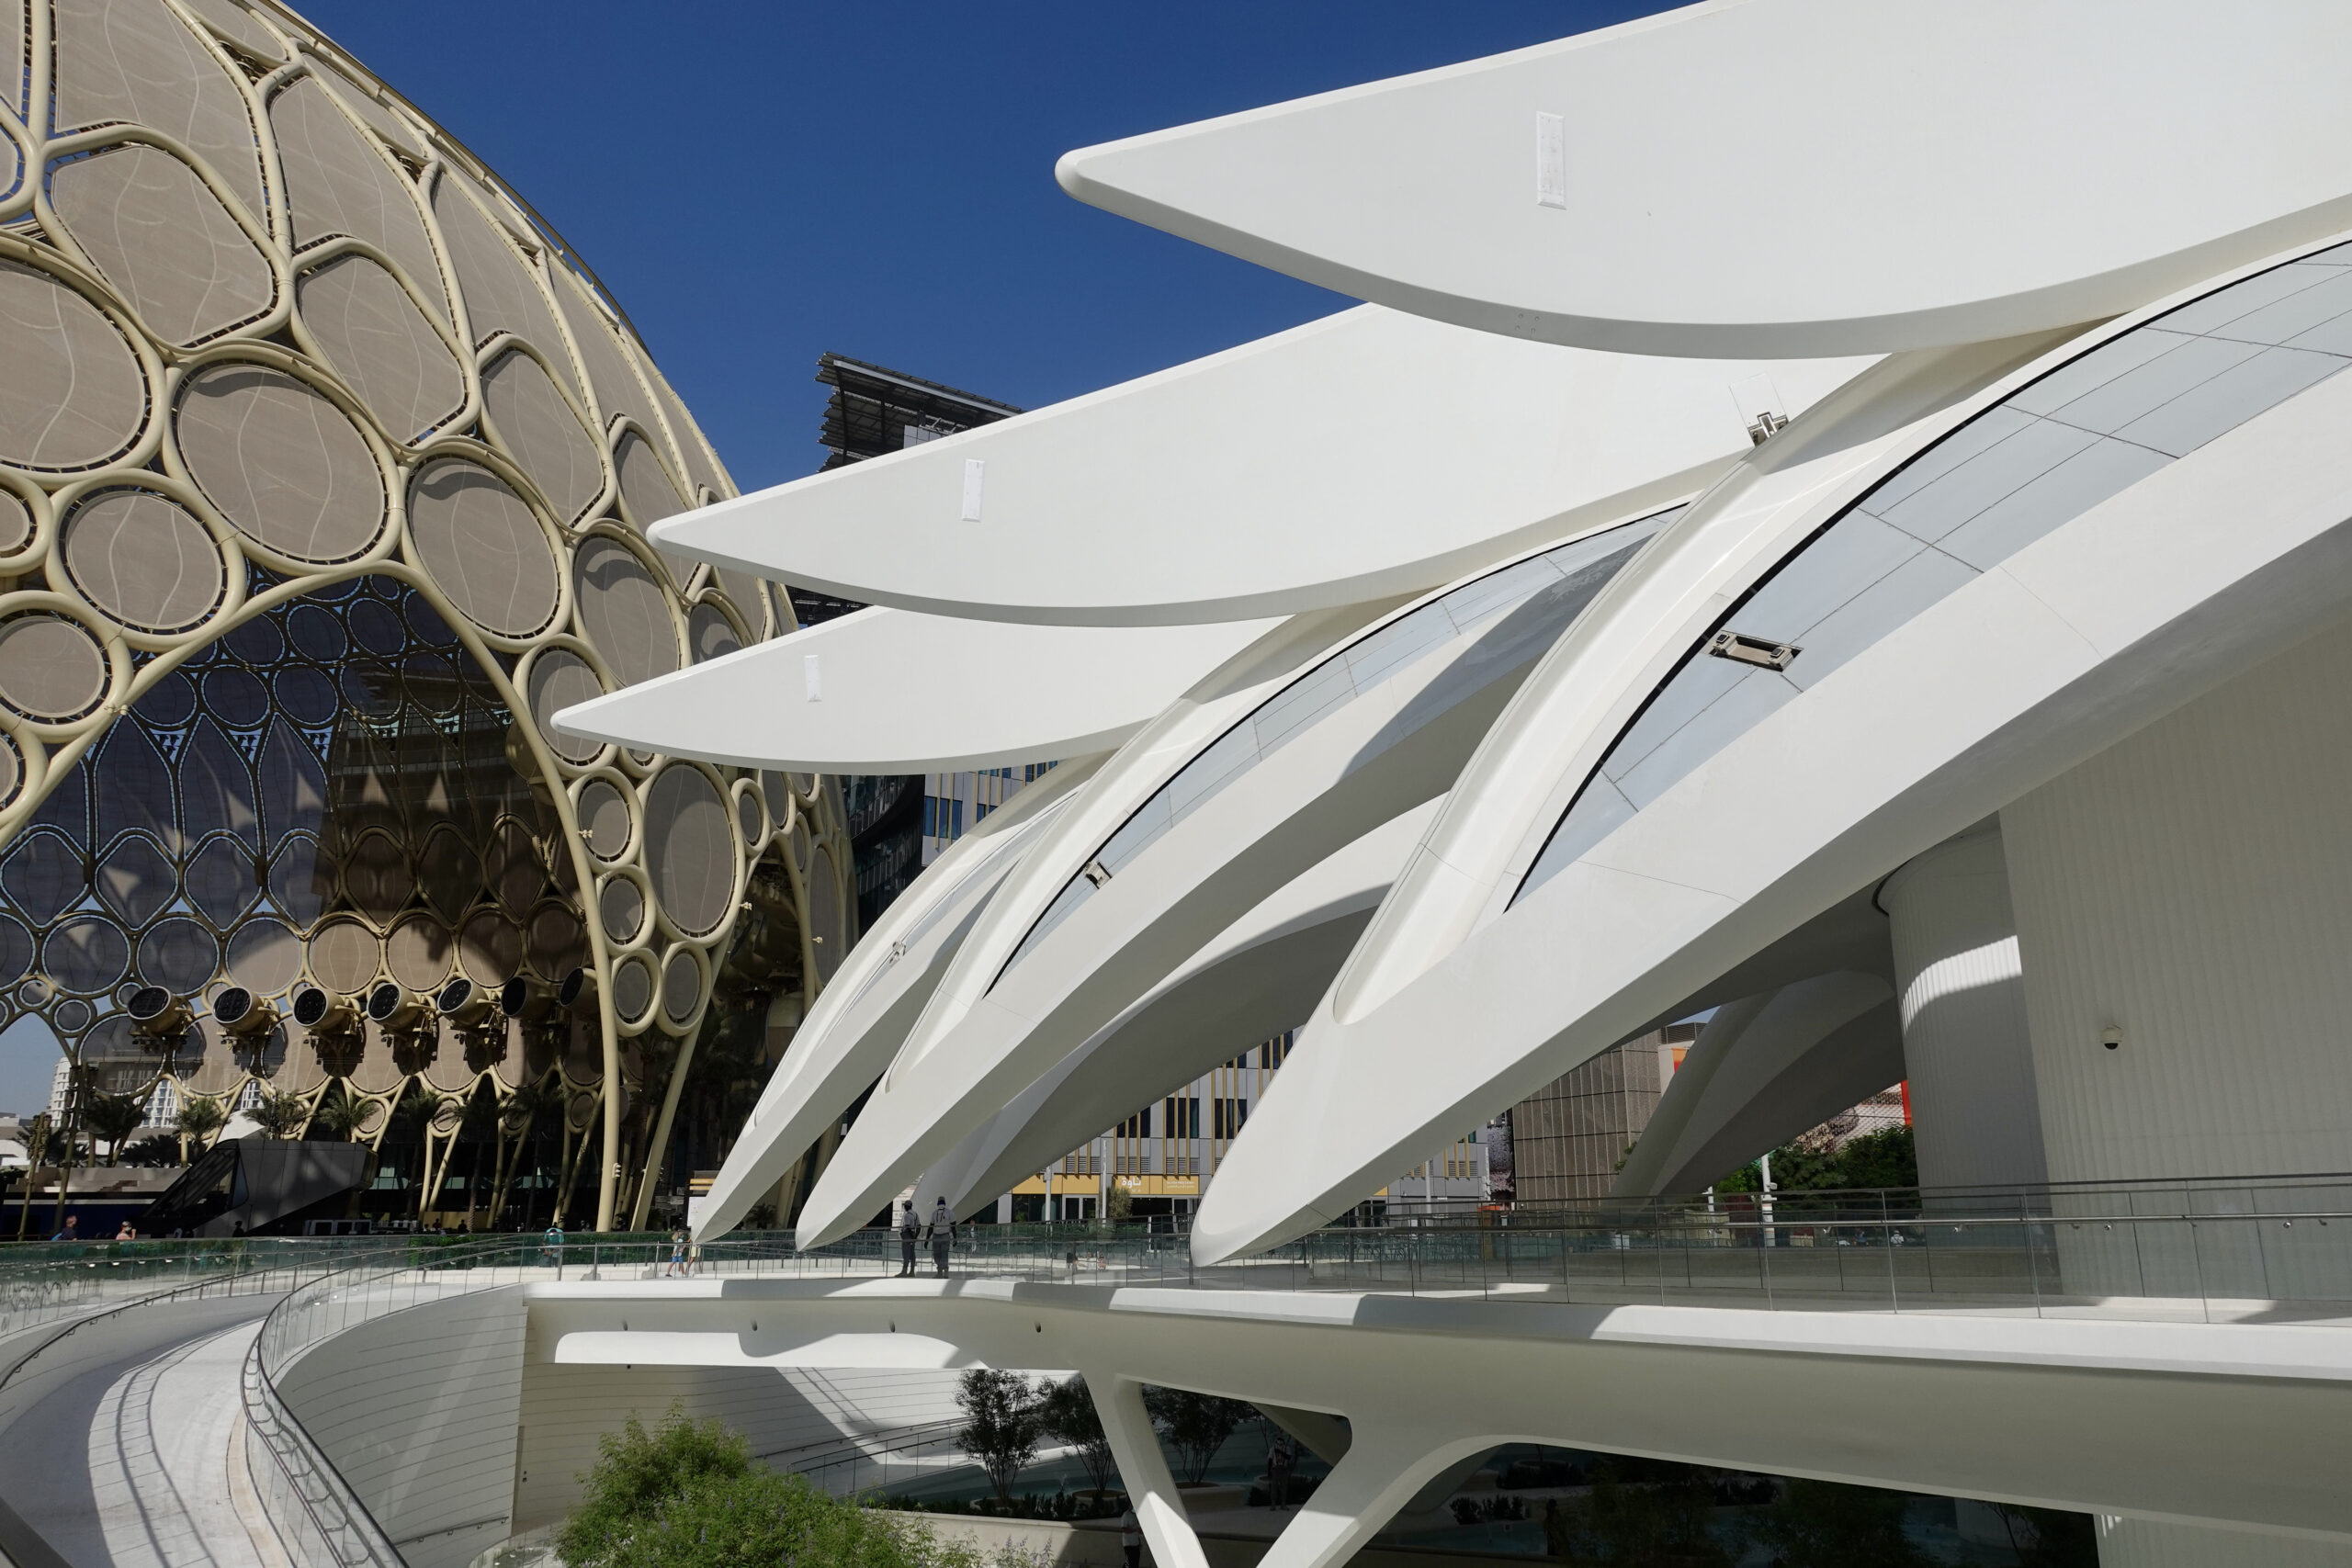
xmin=578 ymin=778 xmax=629 ymax=859
xmin=407 ymin=458 xmax=560 ymax=637
xmin=62 ymin=488 xmax=225 ymax=633
xmin=571 ymin=536 xmax=677 ymax=686
xmin=175 ymin=0 xmax=282 ymax=60
xmin=175 ymin=362 xmax=387 ymax=562
xmin=49 ymin=143 xmax=275 ymax=346
xmin=525 ymin=650 xmax=604 ymax=764
xmin=296 ymin=254 xmax=463 ymax=443
xmin=0 ymin=615 xmax=108 ymax=720
xmin=268 ymin=74 xmax=445 ymax=317
xmin=641 ymin=764 xmax=730 ymax=938
xmin=688 ymin=604 xmax=741 ymax=664
xmin=432 ymin=174 xmax=573 ymax=386
xmin=482 ymin=349 xmax=602 ymax=525
xmin=51 ymin=0 xmax=267 ymax=222
xmin=614 ymin=429 xmax=684 ymax=527
xmin=0 ymin=260 xmax=147 ymax=471
xmin=0 ymin=491 xmax=28 ymax=556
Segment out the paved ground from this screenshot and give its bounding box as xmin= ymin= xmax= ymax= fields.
xmin=3 ymin=1314 xmax=277 ymax=1568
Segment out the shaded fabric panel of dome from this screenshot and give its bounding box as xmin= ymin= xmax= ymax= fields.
xmin=549 ymin=265 xmax=664 ymax=441
xmin=49 ymin=143 xmax=275 ymax=347
xmin=482 ymin=348 xmax=604 ymax=525
xmin=296 ymin=254 xmax=464 ymax=445
xmin=642 ymin=764 xmax=731 ymax=938
xmin=60 ymin=488 xmax=226 ymax=634
xmin=51 ymin=0 xmax=267 ymax=224
xmin=614 ymin=429 xmax=685 ymax=528
xmin=175 ymin=362 xmax=388 ymax=563
xmin=0 ymin=261 xmax=149 ymax=472
xmin=0 ymin=490 xmax=29 ymax=556
xmin=571 ymin=536 xmax=678 ymax=687
xmin=407 ymin=458 xmax=562 ymax=638
xmin=267 ymin=73 xmax=447 ymax=320
xmin=95 ymin=832 xmax=172 ymax=925
xmin=175 ymin=0 xmax=283 ymax=62
xmin=0 ymin=614 xmax=110 ymax=722
xmin=525 ymin=649 xmax=605 ymax=765
xmin=433 ymin=170 xmax=577 ymax=388
xmin=93 ymin=719 xmax=176 ymax=850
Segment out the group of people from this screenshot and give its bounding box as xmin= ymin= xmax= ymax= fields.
xmin=899 ymin=1197 xmax=956 ymax=1276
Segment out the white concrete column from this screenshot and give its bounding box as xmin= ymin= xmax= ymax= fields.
xmin=2098 ymin=1517 xmax=2352 ymax=1566
xmin=1881 ymin=822 xmax=2047 ymax=1190
xmin=1088 ymin=1373 xmax=1208 ymax=1568
xmin=1252 ymin=1425 xmax=1487 ymax=1568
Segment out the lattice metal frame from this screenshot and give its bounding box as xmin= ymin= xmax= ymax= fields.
xmin=0 ymin=0 xmax=851 ymax=1229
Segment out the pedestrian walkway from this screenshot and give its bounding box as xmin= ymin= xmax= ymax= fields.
xmin=0 ymin=1314 xmax=279 ymax=1568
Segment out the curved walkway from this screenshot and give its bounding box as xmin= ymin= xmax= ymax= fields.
xmin=0 ymin=1309 xmax=282 ymax=1568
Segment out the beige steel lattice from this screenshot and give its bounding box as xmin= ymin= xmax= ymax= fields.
xmin=0 ymin=0 xmax=851 ymax=1229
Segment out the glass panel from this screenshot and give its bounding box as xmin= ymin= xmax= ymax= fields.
xmin=1519 ymin=243 xmax=2352 ymax=903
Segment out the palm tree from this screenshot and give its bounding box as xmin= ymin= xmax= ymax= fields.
xmin=311 ymin=1086 xmax=368 ymax=1142
xmin=82 ymin=1092 xmax=149 ymax=1166
xmin=11 ymin=1113 xmax=51 ymax=1240
xmin=174 ymin=1096 xmax=226 ymax=1162
xmin=249 ymin=1090 xmax=311 ymax=1140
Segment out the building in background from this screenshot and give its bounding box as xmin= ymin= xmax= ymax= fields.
xmin=1509 ymin=1025 xmax=1697 ymax=1206
xmin=806 ymin=356 xmax=1023 ymax=930
xmin=0 ymin=0 xmax=850 ymax=1235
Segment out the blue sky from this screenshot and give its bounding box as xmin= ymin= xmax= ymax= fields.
xmin=300 ymin=2 xmax=1666 ymax=492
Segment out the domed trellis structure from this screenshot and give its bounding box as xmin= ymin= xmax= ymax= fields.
xmin=0 ymin=0 xmax=850 ymax=1230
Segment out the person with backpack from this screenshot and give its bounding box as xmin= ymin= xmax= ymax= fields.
xmin=927 ymin=1196 xmax=956 ymax=1276
xmin=899 ymin=1202 xmax=920 ymax=1276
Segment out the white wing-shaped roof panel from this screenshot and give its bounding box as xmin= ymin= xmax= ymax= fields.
xmin=1191 ymin=344 xmax=2352 ymax=1261
xmin=694 ymin=756 xmax=1102 ymax=1239
xmin=1057 ymin=1 xmax=2352 ymax=356
xmin=653 ymin=306 xmax=1869 ymax=625
xmin=552 ymin=607 xmax=1277 ymax=773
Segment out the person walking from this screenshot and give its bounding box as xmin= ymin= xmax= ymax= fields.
xmin=898 ymin=1202 xmax=920 ymax=1277
xmin=927 ymin=1196 xmax=955 ymax=1277
xmin=1119 ymin=1504 xmax=1143 ymax=1568
xmin=665 ymin=1229 xmax=689 ymax=1278
xmin=542 ymin=1220 xmax=564 ymax=1278
xmin=1267 ymin=1440 xmax=1295 ymax=1511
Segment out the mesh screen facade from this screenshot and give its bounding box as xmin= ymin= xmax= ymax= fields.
xmin=0 ymin=0 xmax=852 ymax=1230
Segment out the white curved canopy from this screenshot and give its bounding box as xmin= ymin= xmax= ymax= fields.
xmin=792 ymin=519 xmax=1665 ymax=1246
xmin=1057 ymin=1 xmax=2352 ymax=357
xmin=694 ymin=757 xmax=1102 ymax=1239
xmin=1190 ymin=333 xmax=2352 ymax=1262
xmin=920 ymin=800 xmax=1439 ymax=1220
xmin=653 ymin=306 xmax=1868 ymax=626
xmin=552 ymin=608 xmax=1275 ymax=773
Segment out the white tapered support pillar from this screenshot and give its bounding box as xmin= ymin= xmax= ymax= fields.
xmin=1253 ymin=1425 xmax=1484 ymax=1568
xmin=1090 ymin=1375 xmax=1208 ymax=1568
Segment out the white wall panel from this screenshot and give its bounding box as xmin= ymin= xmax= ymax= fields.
xmin=274 ymin=1288 xmax=528 ymax=1568
xmin=2004 ymin=622 xmax=2352 ymax=1186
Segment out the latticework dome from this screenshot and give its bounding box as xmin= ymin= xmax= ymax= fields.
xmin=0 ymin=0 xmax=850 ymax=1229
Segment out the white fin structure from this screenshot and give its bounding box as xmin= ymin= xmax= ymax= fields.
xmin=921 ymin=798 xmax=1441 ymax=1219
xmin=1191 ymin=236 xmax=2352 ymax=1261
xmin=693 ymin=754 xmax=1102 ymax=1238
xmin=553 ymin=606 xmax=1279 ymax=772
xmin=1057 ymin=1 xmax=2352 ymax=357
xmin=652 ymin=304 xmax=1869 ymax=626
xmin=1611 ymin=973 xmax=1903 ymax=1200
xmin=794 ymin=510 xmax=1675 ymax=1247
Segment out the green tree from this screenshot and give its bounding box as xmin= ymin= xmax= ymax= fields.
xmin=1713 ymin=1125 xmax=1918 ymax=1195
xmin=250 ymin=1090 xmax=311 ymax=1140
xmin=1035 ymin=1374 xmax=1119 ymax=1495
xmin=1143 ymin=1386 xmax=1251 ymax=1486
xmin=310 ymin=1086 xmax=368 ymax=1142
xmin=1984 ymin=1504 xmax=2098 ymax=1567
xmin=955 ymin=1368 xmax=1041 ymax=1504
xmin=174 ymin=1096 xmax=225 ymax=1162
xmin=556 ymin=1406 xmax=935 ymax=1568
xmin=1747 ymin=1478 xmax=1924 ymax=1568
xmin=82 ymin=1092 xmax=149 ymax=1165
